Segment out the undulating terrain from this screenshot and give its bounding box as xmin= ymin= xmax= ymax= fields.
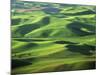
xmin=11 ymin=0 xmax=96 ymax=74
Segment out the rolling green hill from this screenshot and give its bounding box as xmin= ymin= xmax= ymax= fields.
xmin=11 ymin=0 xmax=96 ymax=74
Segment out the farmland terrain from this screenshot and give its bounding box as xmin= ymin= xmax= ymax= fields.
xmin=11 ymin=0 xmax=96 ymax=74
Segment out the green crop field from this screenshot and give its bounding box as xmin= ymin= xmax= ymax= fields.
xmin=11 ymin=0 xmax=96 ymax=74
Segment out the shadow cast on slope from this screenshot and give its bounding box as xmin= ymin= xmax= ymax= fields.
xmin=66 ymin=44 xmax=95 ymax=55
xmin=54 ymin=41 xmax=77 ymax=44
xmin=12 ymin=18 xmax=21 ymax=25
xmin=63 ymin=10 xmax=95 ymax=16
xmin=12 ymin=59 xmax=32 ymax=69
xmin=67 ymin=22 xmax=95 ymax=36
